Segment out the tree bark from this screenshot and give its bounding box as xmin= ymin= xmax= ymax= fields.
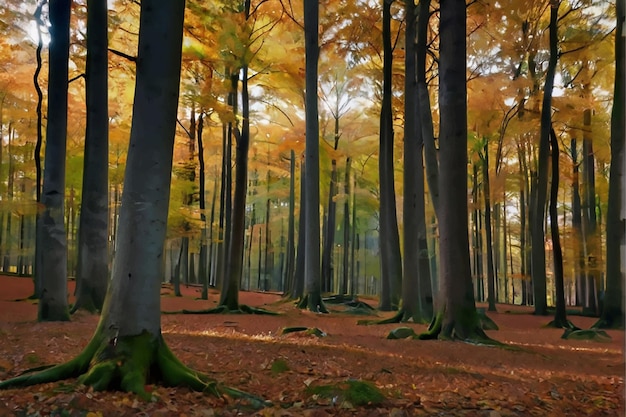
xmin=73 ymin=0 xmax=109 ymax=313
xmin=421 ymin=0 xmax=487 ymax=341
xmin=38 ymin=0 xmax=72 ymax=322
xmin=300 ymin=0 xmax=326 ymax=312
xmin=594 ymin=2 xmax=624 ymax=329
xmin=378 ymin=0 xmax=402 ymax=311
xmin=481 ymin=142 xmax=497 ymax=312
xmin=530 ymin=0 xmax=559 ymax=316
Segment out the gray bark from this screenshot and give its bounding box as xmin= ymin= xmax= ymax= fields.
xmin=38 ymin=0 xmax=72 ymax=322
xmin=102 ymin=0 xmax=185 ymax=337
xmin=530 ymin=0 xmax=559 ymax=316
xmin=73 ymin=0 xmax=109 ymax=313
xmin=301 ymin=0 xmax=326 ymax=312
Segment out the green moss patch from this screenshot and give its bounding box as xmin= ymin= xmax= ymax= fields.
xmin=307 ymin=379 xmax=386 ymax=407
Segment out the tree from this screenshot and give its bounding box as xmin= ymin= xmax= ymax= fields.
xmin=529 ymin=0 xmax=560 ymax=316
xmin=419 ymin=0 xmax=491 ymax=341
xmin=72 ymin=0 xmax=109 ymax=313
xmin=37 ymin=0 xmax=72 ymax=322
xmin=378 ymin=0 xmax=402 ymax=311
xmin=298 ymin=0 xmax=327 ymax=313
xmin=594 ymin=1 xmax=624 ymax=329
xmin=0 ymin=1 xmax=263 ymax=404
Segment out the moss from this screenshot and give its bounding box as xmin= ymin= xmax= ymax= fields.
xmin=270 ymin=359 xmax=289 ymax=375
xmin=307 ymin=380 xmax=386 ymax=406
xmin=386 ymin=327 xmax=417 ymax=339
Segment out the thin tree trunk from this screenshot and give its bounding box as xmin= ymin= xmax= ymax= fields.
xmin=548 ymin=128 xmax=568 ymax=327
xmin=283 ymin=150 xmax=296 ymax=296
xmin=341 ymin=157 xmax=351 ymax=296
xmin=481 ymin=142 xmax=497 ymax=311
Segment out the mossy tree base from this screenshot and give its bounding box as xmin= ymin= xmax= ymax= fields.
xmin=0 ymin=327 xmax=268 ymax=409
xmin=416 ymin=310 xmax=504 ymax=347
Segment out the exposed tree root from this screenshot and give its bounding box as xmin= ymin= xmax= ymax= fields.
xmin=561 ymin=328 xmax=612 ymax=342
xmin=544 ymin=319 xmax=580 ymax=331
xmin=163 ymin=305 xmax=279 ymax=315
xmin=297 ymin=294 xmax=329 ymax=313
xmin=416 ymin=310 xmax=506 ymax=348
xmin=281 ymin=327 xmax=327 ymax=337
xmin=0 ymin=328 xmax=269 ymax=409
xmin=357 ymin=309 xmax=429 ymax=325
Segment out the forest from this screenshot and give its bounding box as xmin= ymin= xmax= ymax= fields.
xmin=0 ymin=0 xmax=624 ymax=415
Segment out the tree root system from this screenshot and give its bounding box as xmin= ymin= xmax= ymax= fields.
xmin=0 ymin=327 xmax=269 ymax=409
xmin=164 ymin=305 xmax=279 ymax=315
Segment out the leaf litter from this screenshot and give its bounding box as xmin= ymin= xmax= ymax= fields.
xmin=0 ymin=276 xmax=623 ymax=416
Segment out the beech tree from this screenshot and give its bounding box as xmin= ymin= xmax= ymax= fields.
xmin=420 ymin=0 xmax=489 ymax=341
xmin=0 ymin=1 xmax=262 ymax=403
xmin=72 ymin=0 xmax=109 ymax=313
xmin=298 ymin=0 xmax=327 ymax=312
xmin=37 ymin=0 xmax=72 ymax=322
xmin=594 ymin=0 xmax=624 ymax=329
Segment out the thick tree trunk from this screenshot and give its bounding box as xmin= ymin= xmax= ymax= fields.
xmin=38 ymin=0 xmax=72 ymax=322
xmin=0 ymin=3 xmax=259 ymax=399
xmin=416 ymin=0 xmax=439 ymax=216
xmin=401 ymin=0 xmax=432 ymax=323
xmin=530 ymin=0 xmax=559 ymax=316
xmin=594 ymin=3 xmax=624 ymax=329
xmin=378 ymin=0 xmax=402 ymax=311
xmin=73 ymin=0 xmax=109 ymax=313
xmin=421 ymin=0 xmax=487 ymax=341
xmin=300 ymin=0 xmax=326 ymax=312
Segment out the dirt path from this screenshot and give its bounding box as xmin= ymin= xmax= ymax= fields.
xmin=0 ymin=276 xmax=623 ymax=416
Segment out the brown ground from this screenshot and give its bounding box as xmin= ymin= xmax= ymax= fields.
xmin=0 ymin=275 xmax=623 ymax=417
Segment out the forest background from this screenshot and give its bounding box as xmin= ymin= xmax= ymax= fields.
xmin=0 ymin=0 xmax=623 ymax=328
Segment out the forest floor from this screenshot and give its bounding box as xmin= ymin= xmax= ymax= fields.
xmin=0 ymin=275 xmax=623 ymax=417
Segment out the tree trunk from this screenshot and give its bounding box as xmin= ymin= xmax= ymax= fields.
xmin=341 ymin=157 xmax=351 ymax=295
xmin=401 ymin=0 xmax=432 ymax=323
xmin=421 ymin=0 xmax=487 ymax=341
xmin=416 ymin=0 xmax=439 ymax=216
xmin=220 ymin=61 xmax=250 ymax=309
xmin=299 ymin=0 xmax=326 ymax=313
xmin=283 ymin=150 xmax=296 ymax=296
xmin=594 ymin=2 xmax=624 ymax=329
xmin=481 ymin=142 xmax=497 ymax=311
xmin=321 ymin=123 xmax=340 ymax=293
xmin=73 ymin=0 xmax=109 ymax=313
xmin=530 ymin=0 xmax=559 ymax=316
xmin=378 ymin=0 xmax=402 ymax=311
xmin=197 ymin=114 xmax=209 ymax=300
xmin=38 ymin=0 xmax=72 ymax=321
xmin=548 ymin=128 xmax=568 ymax=327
